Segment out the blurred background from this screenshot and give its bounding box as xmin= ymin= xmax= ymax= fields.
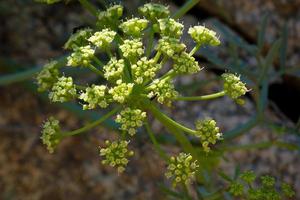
xmin=0 ymin=0 xmax=299 ymax=199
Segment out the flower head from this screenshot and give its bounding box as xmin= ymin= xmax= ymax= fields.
xmin=195 ymin=118 xmax=222 ymax=152
xmin=67 ymin=45 xmax=95 ymax=67
xmin=79 ymin=85 xmax=109 ymax=110
xmin=97 ymin=5 xmax=123 ymax=29
xmin=119 ymin=18 xmax=148 ymax=37
xmin=88 ymin=29 xmax=116 ymax=49
xmin=165 ymin=153 xmax=198 ymax=187
xmin=49 ymin=76 xmax=77 ymax=102
xmin=222 ymin=73 xmax=248 ymax=100
xmin=41 ymin=117 xmax=61 ymax=153
xmin=120 ymin=39 xmax=144 ymax=61
xmin=138 ymin=3 xmax=170 ymax=21
xmin=156 ymin=37 xmax=186 ymax=58
xmin=173 ymin=52 xmax=201 ymax=74
xmin=108 ymin=82 xmax=134 ymax=103
xmin=115 ymin=108 xmax=147 ymax=136
xmin=147 ymin=79 xmax=178 ymax=107
xmin=157 ymin=18 xmax=184 ymax=39
xmin=240 ymin=170 xmax=256 ymax=184
xmin=281 ymin=183 xmax=295 ymax=198
xmin=103 ymin=57 xmax=125 ymax=81
xmin=229 ymin=182 xmax=244 ymax=196
xmin=36 ymin=61 xmax=59 ymax=92
xmin=188 ymin=25 xmax=220 ymax=46
xmin=100 ymin=140 xmax=134 ymax=173
xmin=131 ymin=57 xmax=161 ymax=84
xmin=64 ymin=28 xmax=93 ymax=50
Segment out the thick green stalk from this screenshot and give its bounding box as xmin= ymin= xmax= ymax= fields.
xmin=172 ymin=0 xmax=200 ymax=20
xmin=78 ymin=0 xmax=98 ymax=17
xmin=62 ymin=106 xmax=121 ymax=137
xmin=175 ymin=91 xmax=226 ymax=101
xmin=146 ymin=27 xmax=155 ymax=57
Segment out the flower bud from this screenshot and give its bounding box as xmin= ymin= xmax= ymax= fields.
xmin=108 ymin=83 xmax=134 ymax=103
xmin=131 ymin=57 xmax=161 ymax=84
xmin=99 ymin=140 xmax=134 ymax=173
xmin=195 ymin=118 xmax=222 ymax=152
xmin=64 ymin=28 xmax=93 ymax=50
xmin=222 ymin=73 xmax=247 ymax=100
xmin=88 ymin=29 xmax=116 ymax=49
xmin=188 ymin=25 xmax=220 ymax=46
xmin=67 ymin=45 xmax=95 ymax=67
xmin=41 ymin=117 xmax=61 ymax=153
xmin=103 ymin=57 xmax=125 ymax=81
xmin=138 ymin=3 xmax=170 ymax=21
xmin=156 ymin=37 xmax=186 ymax=57
xmin=120 ymin=39 xmax=144 ymax=61
xmin=49 ymin=76 xmax=77 ymax=102
xmin=165 ymin=153 xmax=198 ymax=187
xmin=119 ymin=18 xmax=148 ymax=37
xmin=79 ymin=85 xmax=109 ymax=110
xmin=115 ymin=108 xmax=147 ymax=136
xmin=158 ymin=18 xmax=183 ymax=39
xmin=36 ymin=61 xmax=59 ymax=92
xmin=173 ymin=52 xmax=201 ymax=74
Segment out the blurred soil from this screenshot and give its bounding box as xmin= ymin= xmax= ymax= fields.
xmin=0 ymin=0 xmax=299 ymax=199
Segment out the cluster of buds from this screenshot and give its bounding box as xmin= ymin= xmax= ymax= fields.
xmin=195 ymin=118 xmax=222 ymax=152
xmin=115 ymin=108 xmax=147 ymax=136
xmin=36 ymin=61 xmax=59 ymax=92
xmin=222 ymin=73 xmax=248 ymax=100
xmin=79 ymin=85 xmax=109 ymax=110
xmin=37 ymin=2 xmax=249 ymax=184
xmin=99 ymin=140 xmax=134 ymax=173
xmin=165 ymin=153 xmax=198 ymax=187
xmin=48 ymin=76 xmax=76 ymax=102
xmin=41 ymin=117 xmax=61 ymax=153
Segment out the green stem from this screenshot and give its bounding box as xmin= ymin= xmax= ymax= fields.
xmin=189 ymin=43 xmax=201 ymax=56
xmin=175 ymin=91 xmax=226 ymax=101
xmin=147 ymin=103 xmax=196 ymax=135
xmin=92 ymin=56 xmax=104 ymax=67
xmin=62 ymin=106 xmax=121 ymax=137
xmin=153 ymin=51 xmax=162 ymax=63
xmin=146 ymin=27 xmax=155 ymax=57
xmin=172 ymin=0 xmax=200 ymax=20
xmin=145 ymin=121 xmax=168 ymax=161
xmin=88 ymin=64 xmax=104 ymax=77
xmin=78 ymin=0 xmax=98 ymax=17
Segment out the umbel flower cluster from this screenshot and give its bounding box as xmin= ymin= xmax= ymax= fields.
xmin=37 ymin=2 xmax=248 ymax=187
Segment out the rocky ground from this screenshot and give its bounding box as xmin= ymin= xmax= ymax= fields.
xmin=0 ymin=0 xmax=299 ymax=199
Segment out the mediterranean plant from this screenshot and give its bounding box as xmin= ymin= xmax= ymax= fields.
xmin=35 ymin=0 xmax=295 ymax=199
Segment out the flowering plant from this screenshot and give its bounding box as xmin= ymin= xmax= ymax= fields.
xmin=34 ymin=1 xmax=296 ymax=199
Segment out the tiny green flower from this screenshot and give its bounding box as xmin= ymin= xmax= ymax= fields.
xmin=222 ymin=73 xmax=248 ymax=100
xmin=67 ymin=45 xmax=95 ymax=67
xmin=36 ymin=61 xmax=59 ymax=92
xmin=173 ymin=52 xmax=201 ymax=74
xmin=188 ymin=25 xmax=220 ymax=46
xmin=119 ymin=18 xmax=148 ymax=37
xmin=157 ymin=18 xmax=184 ymax=39
xmin=156 ymin=37 xmax=186 ymax=58
xmin=115 ymin=108 xmax=147 ymax=136
xmin=229 ymin=182 xmax=244 ymax=196
xmin=64 ymin=28 xmax=93 ymax=50
xmin=147 ymin=79 xmax=178 ymax=107
xmin=103 ymin=57 xmax=125 ymax=81
xmin=138 ymin=3 xmax=170 ymax=21
xmin=195 ymin=118 xmax=222 ymax=152
xmin=49 ymin=76 xmax=77 ymax=102
xmin=79 ymin=85 xmax=109 ymax=110
xmin=281 ymin=183 xmax=295 ymax=198
xmin=165 ymin=153 xmax=198 ymax=187
xmin=240 ymin=170 xmax=256 ymax=184
xmin=108 ymin=81 xmax=134 ymax=103
xmin=120 ymin=39 xmax=144 ymax=61
xmin=88 ymin=29 xmax=116 ymax=49
xmin=41 ymin=117 xmax=61 ymax=153
xmin=99 ymin=140 xmax=134 ymax=173
xmin=131 ymin=57 xmax=161 ymax=84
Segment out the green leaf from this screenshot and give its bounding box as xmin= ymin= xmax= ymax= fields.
xmin=258 ymin=13 xmax=269 ymax=51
